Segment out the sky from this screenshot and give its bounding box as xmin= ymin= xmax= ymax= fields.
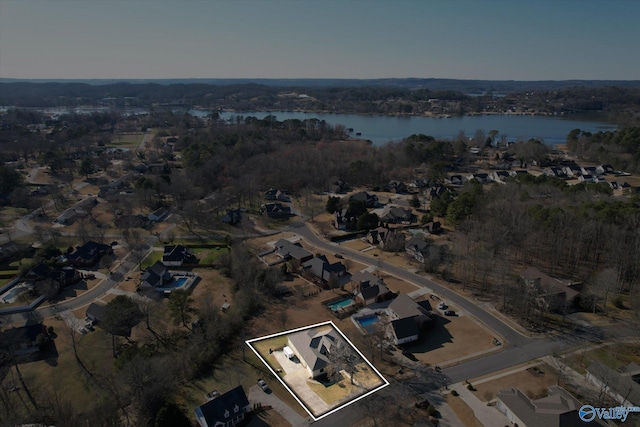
xmin=1 ymin=0 xmax=639 ymax=81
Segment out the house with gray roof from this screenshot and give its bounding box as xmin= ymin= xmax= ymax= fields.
xmin=302 ymin=255 xmax=349 ymax=288
xmin=379 ymin=206 xmax=414 ymax=225
xmin=274 ymin=239 xmax=313 ymax=263
xmin=520 ymin=267 xmax=580 ymax=313
xmin=496 ymin=385 xmax=593 ymax=427
xmin=405 ymin=237 xmax=430 ymax=263
xmin=349 ymin=191 xmax=378 ymax=208
xmin=387 ymin=294 xmax=431 ymax=345
xmin=352 ymin=271 xmax=391 ymax=306
xmin=287 ymin=328 xmax=343 ymax=379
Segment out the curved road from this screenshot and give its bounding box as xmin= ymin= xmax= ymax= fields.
xmin=286 ymin=221 xmax=632 ymax=384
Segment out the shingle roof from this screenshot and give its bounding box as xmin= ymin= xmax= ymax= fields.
xmin=496 ymin=386 xmax=588 ymax=427
xmin=389 ymin=294 xmax=429 ymax=320
xmin=391 ymin=317 xmax=419 ymax=340
xmin=289 ymin=328 xmax=340 ymax=372
xmin=274 ymin=239 xmax=312 ymax=260
xmin=195 ymin=385 xmax=249 ymax=427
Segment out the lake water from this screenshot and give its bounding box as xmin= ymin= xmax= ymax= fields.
xmin=219 ymin=111 xmax=618 ymax=146
xmin=1 ymin=105 xmax=618 ymax=146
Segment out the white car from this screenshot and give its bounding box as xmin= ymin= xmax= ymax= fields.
xmin=438 ymin=302 xmax=448 ymax=310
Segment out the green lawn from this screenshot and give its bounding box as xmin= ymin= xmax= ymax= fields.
xmin=141 ymin=250 xmax=163 ymax=269
xmin=194 ymin=247 xmax=229 ymax=264
xmin=107 ymin=132 xmax=143 ymax=146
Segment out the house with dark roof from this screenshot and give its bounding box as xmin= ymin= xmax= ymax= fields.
xmin=163 ymin=245 xmax=196 ymax=267
xmin=386 ymin=180 xmax=408 ymax=194
xmin=264 ymin=188 xmax=291 ymax=202
xmin=349 ymin=191 xmax=378 ymax=208
xmin=302 ymin=255 xmax=349 ymax=288
xmin=351 ymin=271 xmax=392 ymax=306
xmin=261 ymin=203 xmax=292 ymax=218
xmin=274 ymin=239 xmax=313 ymax=263
xmin=148 ymin=207 xmax=169 ymax=222
xmin=520 ymin=267 xmax=580 ymax=313
xmin=563 ymin=165 xmax=582 ymax=177
xmin=596 ymin=164 xmax=615 ymax=175
xmin=141 ymin=261 xmax=172 ymax=288
xmin=379 ymin=206 xmax=414 ymax=225
xmin=66 ymin=241 xmax=112 ymax=267
xmin=405 ymin=237 xmax=430 ymax=263
xmin=86 ymin=302 xmax=106 ymax=324
xmin=581 ymin=166 xmax=598 ymax=176
xmin=287 ymin=328 xmax=343 ymax=379
xmin=333 ymin=208 xmax=358 ymax=231
xmin=221 ymin=209 xmax=242 ymax=225
xmin=496 ymin=385 xmax=592 ymax=427
xmin=194 ymin=385 xmax=251 ymax=427
xmin=366 ymin=227 xmax=391 ymax=247
xmin=387 ymin=294 xmax=432 ymax=345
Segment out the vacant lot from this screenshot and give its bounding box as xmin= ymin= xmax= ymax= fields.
xmin=471 ymin=363 xmax=559 ymax=402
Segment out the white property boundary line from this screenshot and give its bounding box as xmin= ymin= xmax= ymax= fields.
xmin=246 ymin=320 xmax=389 ymax=421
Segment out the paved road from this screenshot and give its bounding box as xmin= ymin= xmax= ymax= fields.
xmin=287 ymin=221 xmax=636 ymax=387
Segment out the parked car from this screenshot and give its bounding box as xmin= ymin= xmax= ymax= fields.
xmin=438 ymin=302 xmax=447 ymax=310
xmin=257 ymin=379 xmax=270 ymax=392
xmin=335 ymin=253 xmax=344 ymax=259
xmin=444 ymin=310 xmax=456 ymax=316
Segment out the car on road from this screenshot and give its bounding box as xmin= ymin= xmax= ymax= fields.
xmin=444 ymin=310 xmax=456 ymax=316
xmin=402 ymin=350 xmax=418 ymax=362
xmin=335 ymin=253 xmax=344 ymax=259
xmin=257 ymin=379 xmax=270 ymax=392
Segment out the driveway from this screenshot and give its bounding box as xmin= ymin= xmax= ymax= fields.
xmin=248 ymin=385 xmax=309 ymax=427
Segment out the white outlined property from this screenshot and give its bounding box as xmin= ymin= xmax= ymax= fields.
xmin=246 ymin=321 xmax=389 ymax=421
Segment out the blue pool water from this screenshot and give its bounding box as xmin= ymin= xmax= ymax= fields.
xmin=357 ymin=315 xmax=379 ymax=327
xmin=327 ymin=298 xmax=353 ymax=311
xmin=159 ymin=277 xmax=188 ymax=289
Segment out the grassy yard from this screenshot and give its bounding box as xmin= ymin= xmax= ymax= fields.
xmin=249 ymin=335 xmax=289 ymax=372
xmin=0 ymin=206 xmax=28 ymax=227
xmin=194 ymin=247 xmax=229 ymax=264
xmin=564 ymin=342 xmax=640 ymax=374
xmin=140 ymin=250 xmax=163 ymax=269
xmin=107 ymin=132 xmax=143 ymax=146
xmin=471 ymin=363 xmax=559 ymax=402
xmin=446 ymin=393 xmax=483 ymax=427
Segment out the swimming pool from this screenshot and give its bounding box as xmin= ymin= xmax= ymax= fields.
xmin=357 ymin=314 xmax=379 ymax=328
xmin=157 ymin=276 xmax=189 ymax=290
xmin=327 ymin=298 xmax=354 ymax=311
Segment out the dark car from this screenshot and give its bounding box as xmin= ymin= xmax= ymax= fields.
xmin=444 ymin=310 xmax=456 ymax=316
xmin=257 ymin=379 xmax=270 ymax=392
xmin=402 ymin=350 xmax=418 ymax=361
xmin=335 ymin=253 xmax=344 ymax=259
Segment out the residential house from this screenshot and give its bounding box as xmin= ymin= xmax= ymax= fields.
xmin=580 ymin=166 xmax=598 ymax=176
xmin=333 ymin=208 xmax=358 ymax=231
xmin=352 ymin=271 xmax=391 ymax=306
xmin=563 ymin=165 xmax=582 ymax=178
xmin=67 ymin=241 xmax=113 ymax=267
xmin=520 ymin=267 xmax=580 ymax=312
xmin=55 ymin=208 xmax=79 ymax=225
xmin=544 ymin=167 xmax=566 ymax=178
xmin=379 ymin=206 xmax=414 ymax=225
xmin=349 ymin=191 xmax=378 ymax=208
xmin=496 ymin=385 xmax=592 ymax=427
xmin=0 ymin=242 xmax=33 ymax=263
xmin=490 ymin=171 xmax=510 ymax=184
xmin=447 ymin=175 xmax=466 ymax=186
xmin=148 ymin=207 xmax=169 ymax=222
xmin=386 ymin=180 xmax=408 ymax=194
xmin=287 ymin=328 xmax=343 ymax=379
xmin=261 ymin=203 xmax=292 ymax=218
xmin=141 ymin=261 xmax=172 ymax=288
xmin=274 ymin=239 xmax=313 ymax=264
xmin=586 ymin=361 xmax=640 ymax=406
xmin=86 ymin=302 xmax=106 ymax=324
xmin=221 ymin=209 xmax=242 ymax=225
xmin=163 ymin=245 xmax=196 ymax=267
xmin=466 ymin=173 xmax=492 ymax=184
xmin=55 ymin=197 xmax=98 ymax=225
xmin=596 ymin=164 xmax=615 ymax=175
xmin=332 ymin=179 xmax=348 ymax=194
xmin=405 ymin=237 xmax=430 ymax=263
xmin=302 ymin=255 xmax=349 ymax=288
xmin=264 ymin=189 xmax=291 ymax=202
xmin=509 ymin=170 xmax=530 ymax=178
xmin=426 ymin=185 xmax=446 ymax=200
xmin=46 ymin=267 xmax=83 ymax=288
xmin=366 ymin=227 xmax=391 ymax=248
xmin=194 ymin=385 xmax=251 ymax=427
xmin=578 ymin=174 xmax=595 ymax=183
xmin=387 ymin=294 xmax=432 ymax=345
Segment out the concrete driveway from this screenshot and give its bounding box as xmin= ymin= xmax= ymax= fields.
xmin=248 ymin=385 xmax=309 ymax=427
